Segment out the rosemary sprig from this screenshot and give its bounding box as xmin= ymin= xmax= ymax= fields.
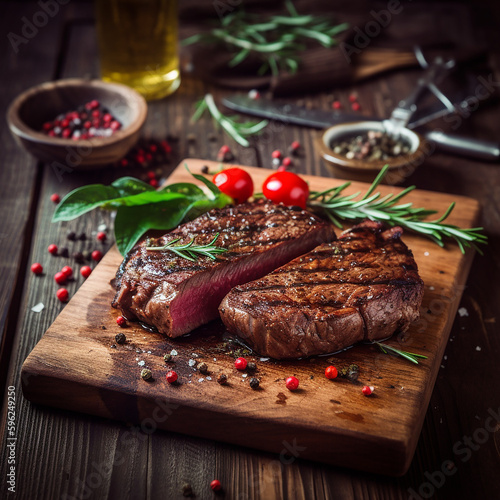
xmin=307 ymin=165 xmax=487 ymax=254
xmin=182 ymin=0 xmax=349 ymax=76
xmin=192 ymin=94 xmax=268 ymax=147
xmin=373 ymin=342 xmax=428 ymax=365
xmin=146 ymin=232 xmax=227 ymax=262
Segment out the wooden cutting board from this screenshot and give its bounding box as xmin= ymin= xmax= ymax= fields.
xmin=21 ymin=159 xmax=481 ymax=476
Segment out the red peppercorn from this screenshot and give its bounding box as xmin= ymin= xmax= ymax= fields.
xmin=348 ymin=94 xmax=357 ymax=103
xmin=31 ymin=262 xmax=43 ymax=275
xmin=110 ymin=121 xmax=121 ymax=131
xmin=332 ymin=100 xmax=342 ymax=110
xmin=271 ymin=150 xmax=282 ymax=159
xmin=50 ymin=193 xmax=60 ymax=204
xmin=120 ymin=158 xmax=129 ymax=167
xmin=116 ymin=316 xmax=127 ymax=327
xmin=282 ymin=157 xmax=292 ymax=167
xmin=166 ymin=370 xmax=178 ymax=383
xmin=96 ymin=232 xmax=107 ymax=242
xmin=161 ymin=140 xmax=172 ymax=153
xmin=103 ymin=113 xmax=112 ymax=122
xmin=290 ymin=140 xmax=300 ymax=150
xmin=351 ymin=102 xmax=361 ymax=111
xmin=48 ymin=130 xmax=56 ymax=137
xmin=80 ymin=266 xmax=92 ymax=279
xmin=285 ymin=376 xmax=299 ymax=391
xmin=91 ymin=250 xmax=103 ymax=262
xmin=62 ymin=128 xmax=72 ymax=139
xmin=149 ymin=143 xmax=158 ymax=153
xmin=277 ymin=165 xmax=287 ymax=172
xmin=48 ymin=244 xmax=58 ymax=255
xmin=325 ymin=366 xmax=338 ymax=379
xmin=87 ymin=99 xmax=99 ymax=110
xmin=210 ymin=479 xmax=222 ymax=492
xmin=56 ymin=288 xmax=69 ymax=302
xmin=83 ymin=121 xmax=92 ymax=129
xmin=42 ymin=122 xmax=52 ymax=131
xmin=54 ymin=271 xmax=67 ymax=285
xmin=149 ymin=179 xmax=159 ymax=188
xmin=61 ymin=265 xmax=73 ymax=278
xmin=234 ymin=357 xmax=247 ymax=370
xmin=362 ymin=385 xmax=374 ymax=396
xmin=147 ymin=171 xmax=156 ymax=179
xmin=91 ymin=110 xmax=101 ymax=118
xmin=219 ymin=145 xmax=231 ymax=155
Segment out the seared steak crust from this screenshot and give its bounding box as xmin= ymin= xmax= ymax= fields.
xmin=219 ymin=221 xmax=424 ymax=359
xmin=112 ymin=200 xmax=335 ymax=337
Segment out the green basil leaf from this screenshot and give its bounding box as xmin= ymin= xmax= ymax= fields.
xmin=102 ymin=191 xmax=187 ymax=209
xmin=111 ymin=177 xmax=155 ymax=196
xmin=160 ymin=182 xmax=207 ymax=198
xmin=52 ymin=184 xmax=120 ymax=222
xmin=185 ymin=164 xmax=222 ymax=198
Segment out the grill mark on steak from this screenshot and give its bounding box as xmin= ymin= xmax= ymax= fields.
xmin=219 ymin=221 xmax=424 ymax=359
xmin=112 ymin=200 xmax=336 ymax=337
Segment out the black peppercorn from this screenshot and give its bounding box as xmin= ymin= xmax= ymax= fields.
xmin=182 ymin=483 xmax=193 ymax=497
xmin=217 ymin=373 xmax=228 ymax=385
xmin=197 ymin=362 xmax=208 ymax=374
xmin=59 ymin=247 xmax=69 ymax=258
xmin=79 ymin=232 xmax=87 ymax=241
xmin=72 ymin=251 xmax=84 ymax=264
xmin=115 ymin=332 xmax=126 ymax=344
xmin=141 ymin=368 xmax=152 ymax=381
xmin=163 ymin=353 xmax=173 ymax=362
xmin=67 ymin=231 xmax=76 ymax=241
xmin=247 ymin=362 xmax=257 ymax=372
xmin=249 ymin=377 xmax=260 ymax=389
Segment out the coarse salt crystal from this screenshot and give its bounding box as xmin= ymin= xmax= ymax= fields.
xmin=424 ymin=251 xmax=430 ymax=256
xmin=242 ymin=373 xmax=248 ymax=378
xmin=213 ymin=358 xmax=217 ymax=362
xmin=188 ymin=359 xmax=196 ymax=367
xmin=31 ymin=302 xmax=44 ymax=313
xmin=458 ymin=307 xmax=469 ymax=317
xmin=98 ymin=223 xmax=107 ymax=232
xmin=444 ymin=355 xmax=447 ymax=360
xmin=206 ymin=376 xmax=212 ymax=381
xmin=170 ymin=349 xmax=178 ymax=356
xmin=198 ymin=378 xmax=205 ymax=383
xmin=429 ymin=286 xmax=435 ymax=291
xmin=259 ymin=357 xmax=270 ymax=362
xmin=138 ymin=360 xmax=145 ymax=366
xmin=476 ymin=346 xmax=481 ymax=351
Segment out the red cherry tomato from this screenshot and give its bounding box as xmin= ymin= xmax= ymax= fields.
xmin=262 ymin=171 xmax=309 ymax=209
xmin=212 ymin=168 xmax=254 ymax=204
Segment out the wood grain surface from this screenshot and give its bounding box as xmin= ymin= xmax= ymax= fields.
xmin=21 ymin=159 xmax=480 ymax=476
xmin=1 ymin=1 xmax=500 ymax=499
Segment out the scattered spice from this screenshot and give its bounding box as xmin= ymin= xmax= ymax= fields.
xmin=282 ymin=157 xmax=292 ymax=168
xmin=31 ymin=263 xmax=43 ymax=275
xmin=197 ymin=362 xmax=208 ymax=374
xmin=59 ymin=247 xmax=69 ymax=258
xmin=50 ymin=193 xmax=60 ymax=204
xmin=56 ymin=288 xmax=69 ymax=302
xmin=163 ymin=353 xmax=173 ymax=363
xmin=72 ymin=251 xmax=84 ymax=263
xmin=166 ymin=370 xmax=178 ymax=383
xmin=80 ymin=266 xmax=92 ymax=279
xmin=92 ymin=250 xmax=103 ymax=262
xmin=351 ymin=102 xmax=361 ymax=111
xmin=67 ymin=231 xmax=76 ymax=241
xmin=54 ymin=271 xmax=67 ymax=285
xmin=249 ymin=377 xmax=260 ymax=389
xmin=330 ymin=130 xmax=410 ymax=162
xmin=182 ymin=483 xmax=193 ymax=497
xmin=116 ymin=316 xmax=127 ymax=327
xmin=48 ymin=244 xmax=58 ymax=255
xmin=271 ymin=149 xmax=282 ymax=159
xmin=362 ymin=385 xmax=374 ymax=396
xmin=325 ymin=366 xmax=338 ymax=379
xmin=246 ymin=361 xmax=257 ymax=372
xmin=338 ymin=364 xmax=359 ymax=381
xmin=210 ymin=479 xmax=222 ymax=492
xmin=332 ymin=100 xmax=342 ymax=110
xmin=141 ymin=368 xmax=152 ymax=381
xmin=61 ymin=265 xmax=73 ymax=278
xmin=234 ymin=357 xmax=247 ymax=370
xmin=82 ymin=250 xmax=92 ymax=261
xmin=79 ymin=232 xmax=87 ymax=241
xmin=217 ymin=373 xmax=228 ymax=385
xmin=114 ymin=332 xmax=126 ymax=344
xmin=97 ymin=231 xmax=107 ymax=242
xmin=285 ymin=376 xmax=299 ymax=391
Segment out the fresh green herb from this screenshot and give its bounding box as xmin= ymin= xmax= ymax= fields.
xmin=307 ymin=165 xmax=487 ymax=253
xmin=192 ymin=94 xmax=268 ymax=147
xmin=52 ymin=167 xmax=232 ymax=256
xmin=146 ymin=232 xmax=227 ymax=262
xmin=374 ymin=341 xmax=428 ymax=365
xmin=183 ymin=0 xmax=349 ymax=76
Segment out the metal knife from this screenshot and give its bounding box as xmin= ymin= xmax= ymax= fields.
xmin=222 ymin=95 xmax=500 ymax=161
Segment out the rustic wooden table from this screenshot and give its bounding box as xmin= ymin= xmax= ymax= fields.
xmin=1 ymin=1 xmax=499 ymax=499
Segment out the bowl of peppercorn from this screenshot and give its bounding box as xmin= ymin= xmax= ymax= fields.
xmin=316 ymin=121 xmax=428 ymax=184
xmin=7 ymin=78 xmax=147 ymax=168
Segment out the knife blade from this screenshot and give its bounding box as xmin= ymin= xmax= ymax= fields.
xmin=222 ymin=95 xmax=500 ymax=161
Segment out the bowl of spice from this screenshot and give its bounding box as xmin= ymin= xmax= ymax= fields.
xmin=316 ymin=121 xmax=428 ymax=184
xmin=7 ymin=78 xmax=147 ymax=168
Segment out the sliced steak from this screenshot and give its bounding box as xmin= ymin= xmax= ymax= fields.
xmin=112 ymin=200 xmax=335 ymax=337
xmin=219 ymin=221 xmax=424 ymax=359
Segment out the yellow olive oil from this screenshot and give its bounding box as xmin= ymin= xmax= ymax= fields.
xmin=95 ymin=0 xmax=180 ymax=100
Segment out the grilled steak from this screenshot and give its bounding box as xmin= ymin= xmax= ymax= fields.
xmin=112 ymin=200 xmax=335 ymax=337
xmin=219 ymin=221 xmax=424 ymax=359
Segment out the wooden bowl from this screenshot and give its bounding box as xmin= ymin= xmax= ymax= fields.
xmin=315 ymin=121 xmax=428 ymax=185
xmin=7 ymin=78 xmax=147 ymax=168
